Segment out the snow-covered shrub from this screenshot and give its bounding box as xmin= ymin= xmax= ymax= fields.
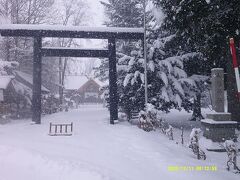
xmin=0 ymin=59 xmax=18 ymax=75
xmin=138 ymin=110 xmax=154 ymax=132
xmin=0 ymin=114 xmax=11 ymax=124
xmin=224 ymin=140 xmax=240 ymax=172
xmin=189 ymin=128 xmax=206 ymax=160
xmin=145 ymin=104 xmax=158 ymax=123
xmin=118 ymin=112 xmax=128 ymax=122
xmin=42 ymin=94 xmax=61 ymax=114
xmin=138 ymin=104 xmax=165 ymax=132
xmin=190 ymin=128 xmax=202 ymax=142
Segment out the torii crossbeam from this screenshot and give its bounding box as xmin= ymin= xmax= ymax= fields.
xmin=0 ymin=24 xmax=144 ymax=124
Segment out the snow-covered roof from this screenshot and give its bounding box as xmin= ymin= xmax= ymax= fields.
xmin=65 ymin=76 xmax=107 ymax=90
xmin=0 ymin=24 xmax=144 ymax=33
xmin=43 ymin=47 xmax=108 ymax=51
xmin=201 ymin=119 xmax=238 ymax=124
xmin=190 ymin=75 xmax=209 ymax=82
xmin=94 ymin=78 xmax=108 ymax=87
xmin=0 ymin=76 xmax=13 ymax=89
xmin=15 ymin=71 xmax=49 ymax=92
xmin=11 ymin=79 xmax=32 ymax=104
xmin=64 ymin=76 xmax=89 ymax=90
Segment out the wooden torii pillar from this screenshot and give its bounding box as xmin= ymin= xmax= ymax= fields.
xmin=0 ymin=25 xmax=144 ymax=124
xmin=108 ymin=37 xmax=118 ymax=124
xmin=32 ymin=36 xmax=42 ymax=124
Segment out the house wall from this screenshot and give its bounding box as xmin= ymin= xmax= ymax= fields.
xmin=0 ymin=87 xmax=13 ymax=115
xmin=77 ymin=80 xmax=103 ymax=104
xmin=0 ymin=76 xmax=50 ymax=118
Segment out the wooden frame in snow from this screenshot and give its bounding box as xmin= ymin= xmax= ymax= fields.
xmin=49 ymin=122 xmax=73 ymax=136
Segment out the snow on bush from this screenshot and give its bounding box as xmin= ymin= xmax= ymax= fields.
xmin=189 ymin=128 xmax=206 ymax=160
xmin=224 ymin=140 xmax=240 ymax=172
xmin=224 ymin=140 xmax=238 ymax=152
xmin=0 ymin=59 xmax=18 ymax=75
xmin=138 ymin=103 xmax=165 ymax=132
xmin=118 ymin=112 xmax=128 ymax=121
xmin=190 ymin=128 xmax=202 ymax=140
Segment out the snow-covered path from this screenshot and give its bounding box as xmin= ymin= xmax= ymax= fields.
xmin=0 ymin=105 xmax=239 ymax=180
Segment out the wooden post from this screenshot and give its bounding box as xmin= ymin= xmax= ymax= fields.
xmin=170 ymin=128 xmax=173 ymax=140
xmin=181 ymin=127 xmax=184 ymax=145
xmin=108 ymin=38 xmax=118 ymax=124
xmin=32 ymin=36 xmax=42 ymax=124
xmin=233 ymin=152 xmax=237 ymax=170
xmin=49 ymin=123 xmax=52 ymax=134
xmin=55 ymin=125 xmax=57 ymax=134
xmin=60 ymin=125 xmax=62 ymax=133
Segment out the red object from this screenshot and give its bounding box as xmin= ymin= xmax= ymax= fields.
xmin=229 ymin=38 xmax=240 ymax=101
xmin=230 ymin=38 xmax=238 ymax=68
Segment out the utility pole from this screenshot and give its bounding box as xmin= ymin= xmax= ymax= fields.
xmin=143 ymin=0 xmax=148 ymax=108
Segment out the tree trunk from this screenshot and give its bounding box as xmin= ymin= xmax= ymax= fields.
xmin=58 ymin=57 xmax=63 ymax=111
xmin=190 ymin=93 xmax=204 ymax=121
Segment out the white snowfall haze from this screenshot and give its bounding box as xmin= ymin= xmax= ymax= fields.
xmin=0 ymin=0 xmax=240 ymax=179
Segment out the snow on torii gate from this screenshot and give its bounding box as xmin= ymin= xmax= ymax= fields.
xmin=0 ymin=24 xmax=144 ymax=125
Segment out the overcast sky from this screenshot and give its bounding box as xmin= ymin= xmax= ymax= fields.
xmin=53 ymin=0 xmax=106 ymax=26
xmin=87 ymin=0 xmax=106 ymax=26
xmin=52 ymin=0 xmax=108 ymax=76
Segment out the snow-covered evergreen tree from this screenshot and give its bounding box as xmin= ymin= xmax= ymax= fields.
xmin=100 ymin=0 xmax=143 ymax=28
xmin=97 ymin=0 xmax=146 ymax=118
xmin=151 ymin=0 xmax=212 ymax=120
xmin=154 ymin=0 xmax=240 ymax=70
xmin=147 ymin=32 xmax=196 ymax=112
xmin=100 ymin=0 xmax=145 ymax=55
xmin=97 ymin=0 xmax=199 ymax=118
xmin=119 ymin=49 xmax=145 ymax=117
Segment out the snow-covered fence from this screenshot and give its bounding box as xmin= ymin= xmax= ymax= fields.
xmin=224 ymin=140 xmax=240 ymax=173
xmin=49 ymin=122 xmax=73 ymax=136
xmin=189 ymin=128 xmax=206 ymax=160
xmin=136 ymin=106 xmax=208 ymax=161
xmin=165 ymin=125 xmax=173 ymax=140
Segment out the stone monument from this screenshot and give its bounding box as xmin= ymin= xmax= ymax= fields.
xmin=201 ymin=68 xmax=237 ymax=142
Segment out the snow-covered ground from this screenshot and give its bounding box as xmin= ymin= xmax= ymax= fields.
xmin=0 ymin=105 xmax=239 ymax=180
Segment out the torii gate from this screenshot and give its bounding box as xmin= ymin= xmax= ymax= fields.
xmin=0 ymin=24 xmax=144 ymax=124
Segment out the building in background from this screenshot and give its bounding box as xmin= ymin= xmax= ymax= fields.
xmin=0 ymin=71 xmax=49 ymax=118
xmin=64 ymin=75 xmax=105 ymax=104
xmin=0 ymin=76 xmax=14 ymax=116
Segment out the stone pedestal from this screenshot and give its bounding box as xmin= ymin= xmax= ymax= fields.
xmin=201 ymin=119 xmax=237 ymax=142
xmin=211 ymin=68 xmax=225 ymax=112
xmin=206 ymin=112 xmax=231 ymax=121
xmin=201 ymin=68 xmax=237 ymax=143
